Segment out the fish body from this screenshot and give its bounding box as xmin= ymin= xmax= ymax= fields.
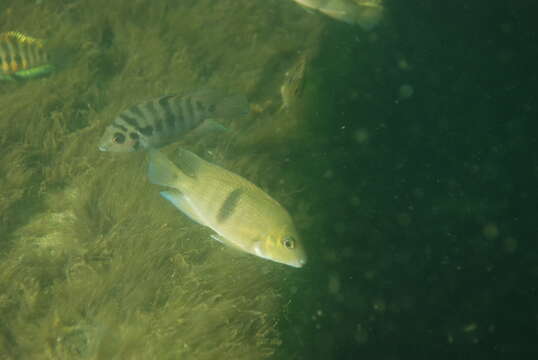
xmin=147 ymin=149 xmax=307 ymax=268
xmin=291 ymin=0 xmax=384 ymax=30
xmin=99 ymin=90 xmax=249 ymax=152
xmin=0 ymin=31 xmax=54 ymax=80
xmin=280 ymin=53 xmax=308 ymax=111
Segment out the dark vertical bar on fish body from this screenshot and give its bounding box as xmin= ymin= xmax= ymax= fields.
xmin=143 ymin=100 xmax=158 ymax=122
xmin=0 ymin=41 xmax=5 ymax=58
xmin=158 ymin=96 xmax=177 ymax=132
xmin=174 ymin=97 xmax=184 ymax=131
xmin=195 ymin=100 xmax=205 ymax=117
xmin=146 ymin=100 xmax=163 ymax=132
xmin=23 ymin=42 xmax=31 ymax=68
xmin=216 ymin=188 xmax=244 ymax=224
xmin=5 ymin=40 xmax=15 ymax=73
xmin=133 ymin=102 xmax=154 ymax=137
xmin=13 ymin=41 xmax=23 ymax=70
xmin=111 ymin=121 xmax=129 ymax=132
xmin=192 ymin=99 xmax=205 ymax=125
xmin=0 ymin=41 xmax=9 ymax=73
xmin=19 ymin=42 xmax=30 ymax=69
xmin=176 ymin=96 xmax=190 ymax=131
xmin=128 ymin=104 xmax=147 ymax=126
xmin=184 ymin=96 xmax=195 ymax=130
xmin=43 ymin=46 xmax=49 ymax=63
xmin=120 ymin=113 xmax=142 ymax=133
xmin=193 ymin=97 xmax=203 ymax=127
xmin=174 ymin=97 xmax=187 ymax=132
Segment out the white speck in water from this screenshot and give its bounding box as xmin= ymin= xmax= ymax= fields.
xmin=328 ymin=273 xmax=340 ymax=295
xmin=483 ymin=223 xmax=499 ymax=239
xmin=397 ymin=213 xmax=412 ymax=227
xmin=398 ymin=84 xmax=414 ymax=100
xmin=397 ymin=58 xmax=411 ymax=71
xmin=353 ymin=128 xmax=369 ymax=144
xmin=354 ymin=323 xmax=369 ymax=344
xmin=349 ymin=195 xmax=360 ymax=207
xmin=504 ymin=237 xmax=517 ymax=253
xmin=463 ymin=322 xmax=477 ymax=333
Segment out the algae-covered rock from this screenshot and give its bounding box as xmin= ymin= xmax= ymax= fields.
xmin=0 ymin=0 xmax=327 ymax=358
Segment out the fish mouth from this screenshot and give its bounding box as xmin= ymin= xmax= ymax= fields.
xmin=296 ymin=257 xmax=307 ymax=268
xmin=98 ymin=144 xmax=108 ymax=152
xmin=287 ymin=256 xmax=307 ymax=268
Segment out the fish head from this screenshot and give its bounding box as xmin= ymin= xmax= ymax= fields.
xmin=254 ymin=227 xmax=307 ymax=268
xmin=98 ymin=125 xmax=142 ymax=152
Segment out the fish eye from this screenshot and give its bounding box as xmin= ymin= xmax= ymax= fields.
xmin=113 ymin=133 xmax=126 ymax=144
xmin=282 ymin=236 xmax=295 ymax=249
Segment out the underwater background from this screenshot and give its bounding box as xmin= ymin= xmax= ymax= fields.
xmin=1 ymin=0 xmax=536 ymax=359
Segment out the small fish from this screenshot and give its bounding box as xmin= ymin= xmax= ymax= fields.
xmin=291 ymin=0 xmax=384 ymax=31
xmin=147 ymin=149 xmax=307 ymax=268
xmin=0 ymin=31 xmax=54 ymax=81
xmin=98 ymin=89 xmax=249 ymax=152
xmin=280 ymin=53 xmax=308 ymax=111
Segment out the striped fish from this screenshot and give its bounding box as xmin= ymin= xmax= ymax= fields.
xmin=0 ymin=31 xmax=54 ymax=81
xmin=98 ymin=89 xmax=249 ymax=152
xmin=147 ymin=148 xmax=307 ymax=268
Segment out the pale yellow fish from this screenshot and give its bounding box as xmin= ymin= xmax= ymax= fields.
xmin=280 ymin=52 xmax=308 ymax=111
xmin=147 ymin=149 xmax=307 ymax=268
xmin=291 ymin=0 xmax=384 ymax=31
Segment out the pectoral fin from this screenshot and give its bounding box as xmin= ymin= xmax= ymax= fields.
xmin=194 ymin=119 xmax=230 ymax=134
xmin=210 ymin=234 xmax=245 ymax=252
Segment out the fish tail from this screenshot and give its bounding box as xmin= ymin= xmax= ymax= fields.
xmin=148 ymin=149 xmax=185 ymax=188
xmin=214 ymin=94 xmax=249 ymax=118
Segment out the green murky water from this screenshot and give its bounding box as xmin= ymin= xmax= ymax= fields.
xmin=1 ymin=1 xmax=536 ymax=359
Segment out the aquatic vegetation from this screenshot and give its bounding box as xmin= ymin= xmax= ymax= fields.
xmin=0 ymin=0 xmax=324 ymax=358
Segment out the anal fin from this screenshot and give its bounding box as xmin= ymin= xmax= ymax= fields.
xmin=160 ymin=190 xmax=207 ymax=227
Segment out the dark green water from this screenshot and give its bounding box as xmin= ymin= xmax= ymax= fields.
xmin=1 ymin=1 xmax=536 ymax=359
xmin=280 ymin=1 xmax=537 ymax=358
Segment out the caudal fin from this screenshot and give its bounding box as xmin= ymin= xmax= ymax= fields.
xmin=147 ymin=149 xmax=183 ymax=188
xmin=214 ymin=94 xmax=250 ymax=119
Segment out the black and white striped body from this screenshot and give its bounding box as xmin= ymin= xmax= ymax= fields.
xmin=99 ymin=90 xmax=247 ymax=152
